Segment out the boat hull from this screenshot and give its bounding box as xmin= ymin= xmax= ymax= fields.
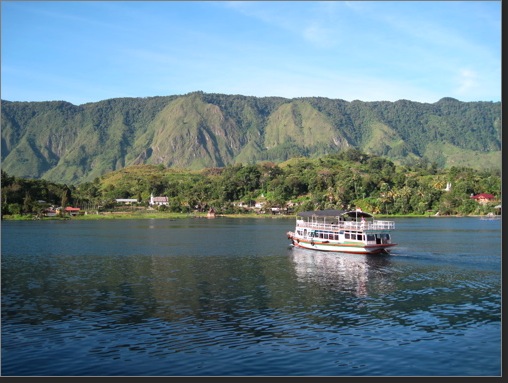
xmin=290 ymin=237 xmax=396 ymax=254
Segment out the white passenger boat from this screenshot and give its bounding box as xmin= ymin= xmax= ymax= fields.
xmin=287 ymin=209 xmax=397 ymax=254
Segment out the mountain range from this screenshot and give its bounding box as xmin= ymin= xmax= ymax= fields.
xmin=1 ymin=91 xmax=501 ymax=184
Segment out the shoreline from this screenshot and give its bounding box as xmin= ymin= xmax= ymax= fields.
xmin=1 ymin=211 xmax=496 ymax=221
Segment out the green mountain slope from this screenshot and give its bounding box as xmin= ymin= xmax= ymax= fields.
xmin=1 ymin=93 xmax=501 ymax=184
xmin=130 ymin=94 xmax=241 ymax=169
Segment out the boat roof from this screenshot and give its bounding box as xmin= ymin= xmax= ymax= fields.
xmin=297 ymin=209 xmax=373 ymax=218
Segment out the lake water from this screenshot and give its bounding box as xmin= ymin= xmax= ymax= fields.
xmin=1 ymin=217 xmax=501 ymax=376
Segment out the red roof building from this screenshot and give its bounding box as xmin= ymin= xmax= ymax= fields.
xmin=62 ymin=207 xmax=81 ymax=216
xmin=64 ymin=207 xmax=80 ymax=211
xmin=470 ymin=193 xmax=495 ymax=205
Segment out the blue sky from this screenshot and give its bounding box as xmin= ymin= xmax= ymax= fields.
xmin=1 ymin=1 xmax=501 ymax=105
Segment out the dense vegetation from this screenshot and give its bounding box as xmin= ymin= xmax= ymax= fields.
xmin=1 ymin=92 xmax=501 ymax=184
xmin=2 ymin=149 xmax=501 ymax=219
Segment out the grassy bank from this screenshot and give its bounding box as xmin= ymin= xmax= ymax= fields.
xmin=1 ymin=210 xmax=292 ymax=221
xmin=2 ymin=210 xmax=482 ymax=221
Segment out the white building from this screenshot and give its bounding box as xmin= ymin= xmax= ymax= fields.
xmin=150 ymin=193 xmax=169 ymax=206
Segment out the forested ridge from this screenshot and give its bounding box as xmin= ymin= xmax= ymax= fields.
xmin=1 ymin=92 xmax=501 ymax=184
xmin=2 ymin=149 xmax=501 ymax=219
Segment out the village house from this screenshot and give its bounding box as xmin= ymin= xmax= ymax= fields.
xmin=43 ymin=207 xmax=58 ymax=217
xmin=255 ymin=201 xmax=265 ymax=210
xmin=150 ymin=193 xmax=169 ymax=206
xmin=65 ymin=207 xmax=81 ymax=216
xmin=55 ymin=206 xmax=81 ymax=216
xmin=470 ymin=193 xmax=496 ymax=205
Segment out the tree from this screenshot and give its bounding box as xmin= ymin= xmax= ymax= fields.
xmin=392 ymin=185 xmax=412 ymax=214
xmin=22 ymin=191 xmax=33 ymax=214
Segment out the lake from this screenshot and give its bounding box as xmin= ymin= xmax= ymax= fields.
xmin=1 ymin=216 xmax=501 ymax=376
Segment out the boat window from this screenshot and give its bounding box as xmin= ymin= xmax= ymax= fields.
xmin=357 ymin=234 xmax=363 ymax=240
xmin=367 ymin=234 xmax=375 ymax=241
xmin=345 ymin=232 xmax=350 ymax=239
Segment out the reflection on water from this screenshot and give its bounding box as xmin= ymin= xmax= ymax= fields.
xmin=1 ymin=218 xmax=501 ymax=376
xmin=290 ymin=248 xmax=393 ymax=297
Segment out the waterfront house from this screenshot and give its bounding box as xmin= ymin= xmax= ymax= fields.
xmin=43 ymin=208 xmax=57 ymax=217
xmin=150 ymin=193 xmax=169 ymax=206
xmin=470 ymin=193 xmax=495 ymax=205
xmin=55 ymin=206 xmax=81 ymax=216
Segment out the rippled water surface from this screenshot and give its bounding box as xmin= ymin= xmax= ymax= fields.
xmin=1 ymin=217 xmax=501 ymax=376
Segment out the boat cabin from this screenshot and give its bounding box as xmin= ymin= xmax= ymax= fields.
xmin=294 ymin=209 xmax=394 ymax=245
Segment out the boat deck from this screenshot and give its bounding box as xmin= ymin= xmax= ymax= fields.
xmin=296 ymin=220 xmax=395 ymax=232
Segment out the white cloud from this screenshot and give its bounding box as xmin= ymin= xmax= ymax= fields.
xmin=458 ymin=69 xmax=478 ymax=93
xmin=302 ymin=23 xmax=337 ymax=48
xmin=223 ymin=1 xmax=342 ymax=49
xmin=456 ymin=69 xmax=478 ymax=95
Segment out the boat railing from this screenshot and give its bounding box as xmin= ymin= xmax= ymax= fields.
xmin=370 ymin=220 xmax=395 ymax=230
xmin=296 ymin=220 xmax=395 ymax=231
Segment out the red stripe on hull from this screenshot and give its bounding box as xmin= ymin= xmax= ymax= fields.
xmin=291 ymin=239 xmax=396 ymax=255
